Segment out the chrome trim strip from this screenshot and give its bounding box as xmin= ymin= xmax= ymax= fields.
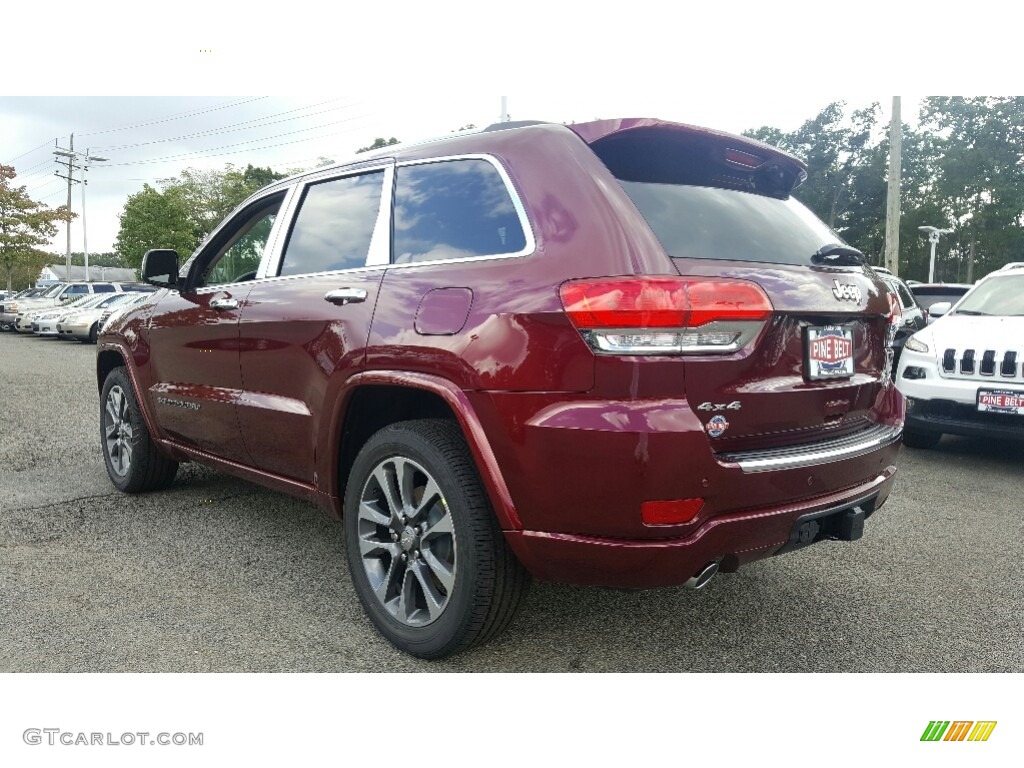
xmin=717 ymin=422 xmax=902 ymax=473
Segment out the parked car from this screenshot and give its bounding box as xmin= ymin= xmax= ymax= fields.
xmin=58 ymin=291 xmax=155 ymax=343
xmin=8 ymin=282 xmax=124 ymax=332
xmin=909 ymin=283 xmax=972 ymax=323
xmin=97 ymin=117 xmax=904 ymax=658
xmin=896 ymin=266 xmax=1023 ymax=447
xmin=880 ymin=275 xmax=927 ymax=367
xmin=29 ymin=294 xmax=112 ymax=336
xmin=0 ymin=287 xmax=48 ymax=330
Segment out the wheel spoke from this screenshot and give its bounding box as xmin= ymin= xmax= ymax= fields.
xmin=396 ymin=457 xmax=417 ymax=511
xmin=421 ymin=549 xmax=455 ymax=594
xmin=359 ymin=535 xmax=399 ymax=558
xmin=422 ymin=512 xmax=454 ymax=539
xmin=121 ymin=422 xmax=134 ymax=440
xmin=121 ymin=439 xmax=132 ymax=469
xmin=413 ymin=478 xmax=442 ymax=518
xmin=374 ymin=555 xmax=402 ymax=606
xmin=358 ymin=500 xmax=391 ymax=527
xmin=105 ymin=398 xmax=119 ymax=424
xmin=409 ymin=560 xmax=445 ymax=620
xmin=372 ymin=464 xmax=403 ymax=521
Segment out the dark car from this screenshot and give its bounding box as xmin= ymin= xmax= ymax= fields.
xmin=881 ymin=274 xmax=927 ymax=367
xmin=96 ymin=118 xmax=904 ymax=658
xmin=910 ymin=283 xmax=973 ymax=323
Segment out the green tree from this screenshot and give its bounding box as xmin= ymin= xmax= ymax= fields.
xmin=356 ymin=137 xmax=400 ymax=154
xmin=114 ymin=184 xmax=196 ymax=269
xmin=0 ymin=165 xmax=74 ymax=292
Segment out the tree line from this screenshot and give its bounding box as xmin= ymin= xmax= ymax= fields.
xmin=744 ymin=96 xmax=1024 ymax=281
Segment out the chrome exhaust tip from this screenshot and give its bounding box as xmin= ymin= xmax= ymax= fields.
xmin=684 ymin=561 xmax=719 ymax=590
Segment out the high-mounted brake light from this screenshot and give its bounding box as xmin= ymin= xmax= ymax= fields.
xmin=559 ymin=277 xmax=772 ymax=355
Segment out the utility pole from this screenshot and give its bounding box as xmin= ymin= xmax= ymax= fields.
xmin=884 ymin=97 xmax=902 ymax=276
xmin=53 ymin=135 xmax=81 ymax=283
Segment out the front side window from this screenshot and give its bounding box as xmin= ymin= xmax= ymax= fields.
xmin=196 ymin=194 xmax=285 ymax=288
xmin=393 ymin=159 xmax=527 ymax=264
xmin=279 ymin=171 xmax=384 ymax=276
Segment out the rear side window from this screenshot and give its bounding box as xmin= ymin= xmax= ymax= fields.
xmin=393 ymin=159 xmax=527 ymax=264
xmin=66 ymin=284 xmax=89 ymax=295
xmin=93 ymin=284 xmax=115 ymax=293
xmin=280 ymin=171 xmax=384 ymax=276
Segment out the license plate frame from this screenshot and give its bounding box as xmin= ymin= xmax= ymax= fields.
xmin=977 ymin=388 xmax=1024 ymax=415
xmin=804 ymin=325 xmax=856 ymax=381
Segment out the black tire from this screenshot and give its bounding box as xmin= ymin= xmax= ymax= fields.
xmin=88 ymin=322 xmax=98 ymax=344
xmin=344 ymin=419 xmax=530 ymax=659
xmin=902 ymin=427 xmax=942 ymax=449
xmin=100 ymin=366 xmax=179 ymax=492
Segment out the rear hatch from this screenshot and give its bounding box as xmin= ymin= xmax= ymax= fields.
xmin=572 ymin=119 xmax=893 ymax=452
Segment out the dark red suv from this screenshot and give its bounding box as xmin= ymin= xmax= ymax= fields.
xmin=97 ymin=118 xmax=904 ymax=658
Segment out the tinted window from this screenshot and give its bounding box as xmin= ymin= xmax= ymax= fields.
xmin=92 ymin=284 xmax=115 ymax=293
xmin=67 ymin=284 xmax=89 ymax=295
xmin=619 ymin=181 xmax=841 ymax=266
xmin=280 ymin=172 xmax=384 ymax=276
xmin=393 ymin=159 xmax=527 ymax=264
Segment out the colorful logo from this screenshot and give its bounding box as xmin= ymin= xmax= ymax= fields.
xmin=920 ymin=721 xmax=997 ymax=742
xmin=705 ymin=415 xmax=729 ymax=437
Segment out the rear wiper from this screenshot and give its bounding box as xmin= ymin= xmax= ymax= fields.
xmin=812 ymin=243 xmax=866 ymax=266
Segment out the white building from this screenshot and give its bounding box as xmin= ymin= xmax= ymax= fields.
xmin=38 ymin=264 xmax=138 ymax=285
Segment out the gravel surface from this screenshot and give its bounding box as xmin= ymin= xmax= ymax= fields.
xmin=1 ymin=331 xmax=1021 ymax=672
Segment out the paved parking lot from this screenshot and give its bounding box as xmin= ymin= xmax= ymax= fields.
xmin=1 ymin=331 xmax=1021 ymax=672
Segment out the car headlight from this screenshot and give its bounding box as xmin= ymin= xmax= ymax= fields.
xmin=905 ymin=336 xmax=930 ymax=353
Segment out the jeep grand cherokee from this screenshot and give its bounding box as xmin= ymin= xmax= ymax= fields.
xmin=97 ymin=118 xmax=904 ymax=658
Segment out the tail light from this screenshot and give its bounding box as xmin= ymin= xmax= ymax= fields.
xmin=559 ymin=277 xmax=772 ymax=355
xmin=886 ymin=292 xmax=902 ymax=348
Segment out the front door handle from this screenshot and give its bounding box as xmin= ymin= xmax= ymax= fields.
xmin=324 ymin=288 xmax=368 ymax=306
xmin=210 ymin=297 xmax=239 ymax=311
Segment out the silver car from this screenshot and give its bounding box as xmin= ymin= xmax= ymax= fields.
xmin=22 ymin=294 xmax=108 ymax=335
xmin=58 ymin=292 xmax=154 ymax=343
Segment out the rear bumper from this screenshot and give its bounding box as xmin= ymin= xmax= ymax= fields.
xmin=504 ymin=466 xmax=897 ymax=588
xmin=906 ymin=408 xmax=1024 ymax=441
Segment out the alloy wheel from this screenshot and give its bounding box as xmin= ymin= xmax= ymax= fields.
xmin=357 ymin=456 xmax=457 ymax=627
xmin=103 ymin=385 xmax=134 ymax=476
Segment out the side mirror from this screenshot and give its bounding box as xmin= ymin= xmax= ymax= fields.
xmin=928 ymin=301 xmax=952 ymax=319
xmin=141 ymin=249 xmax=180 ymax=288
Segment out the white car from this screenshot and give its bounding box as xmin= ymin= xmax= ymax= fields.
xmin=896 ymin=265 xmax=1024 ymax=448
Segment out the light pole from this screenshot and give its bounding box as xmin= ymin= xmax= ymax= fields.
xmin=80 ymin=150 xmax=108 ymax=281
xmin=919 ymin=225 xmax=954 ymax=282
xmin=53 ymin=142 xmax=79 ymax=283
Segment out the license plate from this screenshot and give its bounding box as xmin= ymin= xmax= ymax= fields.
xmin=977 ymin=388 xmax=1024 ymax=415
xmin=805 ymin=325 xmax=855 ymax=380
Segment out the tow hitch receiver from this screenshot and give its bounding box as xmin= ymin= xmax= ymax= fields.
xmin=776 ymin=497 xmax=875 ymax=555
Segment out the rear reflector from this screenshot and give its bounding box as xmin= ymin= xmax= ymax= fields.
xmin=642 ymin=498 xmax=705 ymax=525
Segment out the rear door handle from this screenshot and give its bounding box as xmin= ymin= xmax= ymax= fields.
xmin=324 ymin=288 xmax=368 ymax=306
xmin=210 ymin=298 xmax=239 ymax=311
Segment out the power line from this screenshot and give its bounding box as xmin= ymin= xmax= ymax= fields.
xmin=3 ymin=138 xmax=57 ymax=166
xmin=90 ymin=98 xmax=357 ymax=151
xmin=96 ymin=115 xmax=369 ymax=168
xmin=77 ymin=96 xmax=270 ymax=137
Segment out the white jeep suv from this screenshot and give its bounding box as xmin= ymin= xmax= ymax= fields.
xmin=896 ymin=264 xmax=1024 ymax=447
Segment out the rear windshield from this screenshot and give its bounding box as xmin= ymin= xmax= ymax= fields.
xmin=911 ymin=286 xmax=970 ymax=310
xmin=619 ymin=181 xmax=842 ymax=265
